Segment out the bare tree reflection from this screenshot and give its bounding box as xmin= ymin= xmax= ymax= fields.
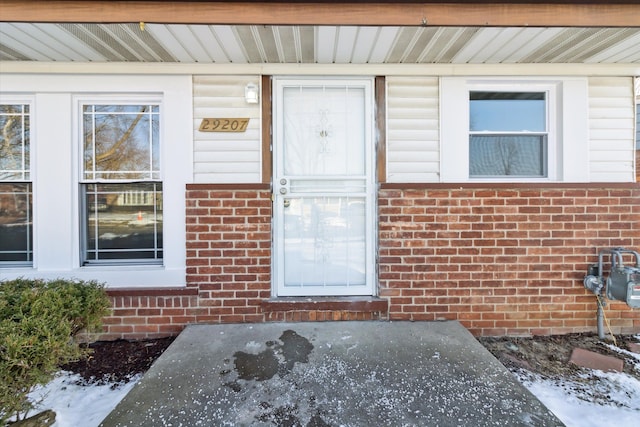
xmin=82 ymin=105 xmax=162 ymax=263
xmin=0 ymin=105 xmax=32 ymax=263
xmin=0 ymin=105 xmax=30 ymax=181
xmin=84 ymin=105 xmax=159 ymax=180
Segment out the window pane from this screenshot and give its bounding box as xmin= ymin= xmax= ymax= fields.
xmin=284 ymin=196 xmax=365 ymax=287
xmin=83 ymin=105 xmax=159 ymax=180
xmin=83 ymin=183 xmax=163 ymax=263
xmin=0 ymin=183 xmax=32 ymax=263
xmin=469 ymin=135 xmax=546 ymax=177
xmin=0 ymin=104 xmax=30 ymax=180
xmin=283 ymin=86 xmax=366 ymax=176
xmin=470 ymin=92 xmax=545 ymax=132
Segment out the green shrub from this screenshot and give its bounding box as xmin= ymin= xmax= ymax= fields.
xmin=0 ymin=278 xmax=111 ymax=423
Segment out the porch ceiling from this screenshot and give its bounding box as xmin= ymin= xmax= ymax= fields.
xmin=1 ymin=23 xmax=639 ymax=65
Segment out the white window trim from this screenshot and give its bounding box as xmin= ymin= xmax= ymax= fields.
xmin=0 ymin=74 xmax=192 ymax=288
xmin=440 ymin=77 xmax=589 ymax=183
xmin=75 ymin=97 xmax=164 ymax=266
xmin=0 ymin=95 xmax=35 ymax=267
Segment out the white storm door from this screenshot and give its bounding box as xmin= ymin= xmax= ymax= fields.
xmin=273 ymin=78 xmax=375 ymax=296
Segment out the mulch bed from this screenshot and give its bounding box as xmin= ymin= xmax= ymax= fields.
xmin=62 ymin=337 xmax=175 ymax=384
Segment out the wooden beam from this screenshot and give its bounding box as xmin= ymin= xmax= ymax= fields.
xmin=1 ymin=1 xmax=639 ymax=27
xmin=261 ymin=75 xmax=272 ymax=185
xmin=375 ymin=76 xmax=387 ymax=185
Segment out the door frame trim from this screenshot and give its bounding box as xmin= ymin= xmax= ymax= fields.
xmin=271 ymin=76 xmax=378 ymax=297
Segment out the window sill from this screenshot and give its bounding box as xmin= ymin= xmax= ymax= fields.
xmin=0 ymin=266 xmax=186 ymax=288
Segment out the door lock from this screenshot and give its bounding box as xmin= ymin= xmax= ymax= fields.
xmin=279 ymin=188 xmax=287 ymax=194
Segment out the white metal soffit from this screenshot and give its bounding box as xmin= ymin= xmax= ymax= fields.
xmin=1 ymin=23 xmax=639 ymax=64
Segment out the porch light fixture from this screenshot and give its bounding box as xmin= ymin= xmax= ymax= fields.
xmin=245 ymin=83 xmax=259 ymax=104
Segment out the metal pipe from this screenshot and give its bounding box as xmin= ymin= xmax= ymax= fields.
xmin=596 ymin=296 xmax=605 ymax=340
xmin=592 ymin=247 xmax=640 ymax=340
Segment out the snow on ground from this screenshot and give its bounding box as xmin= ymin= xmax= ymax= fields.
xmin=519 ymin=370 xmax=640 ymax=427
xmin=519 ymin=336 xmax=640 ymax=427
xmin=24 ymin=373 xmax=140 ymax=427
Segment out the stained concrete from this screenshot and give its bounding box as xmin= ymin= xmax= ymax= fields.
xmin=100 ymin=321 xmax=563 ymax=427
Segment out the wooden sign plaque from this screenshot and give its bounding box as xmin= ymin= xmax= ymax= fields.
xmin=199 ymin=118 xmax=250 ymax=132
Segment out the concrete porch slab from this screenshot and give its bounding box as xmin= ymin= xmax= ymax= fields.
xmin=100 ymin=321 xmax=562 ymax=427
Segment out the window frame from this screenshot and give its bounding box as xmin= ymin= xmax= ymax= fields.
xmin=0 ymin=74 xmax=190 ymax=288
xmin=78 ymin=98 xmax=164 ymax=267
xmin=0 ymin=97 xmax=34 ymax=267
xmin=468 ymin=90 xmax=550 ymax=179
xmin=440 ymin=78 xmax=578 ymax=183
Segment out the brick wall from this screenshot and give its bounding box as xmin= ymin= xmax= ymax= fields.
xmin=101 ymin=183 xmax=640 ymax=340
xmin=102 ymin=290 xmax=198 ymax=340
xmin=185 ymin=184 xmax=273 ymax=324
xmin=379 ymin=184 xmax=640 ymax=336
xmin=102 ymin=184 xmax=382 ymax=340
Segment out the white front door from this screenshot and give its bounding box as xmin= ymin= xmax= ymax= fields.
xmin=273 ymin=78 xmax=375 ymax=296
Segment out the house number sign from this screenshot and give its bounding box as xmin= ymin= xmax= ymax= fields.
xmin=199 ymin=118 xmax=250 ymax=132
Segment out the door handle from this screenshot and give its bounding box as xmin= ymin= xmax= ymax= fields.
xmin=283 ymin=199 xmax=291 ymax=208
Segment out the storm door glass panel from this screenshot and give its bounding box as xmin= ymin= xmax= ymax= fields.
xmin=279 ymin=85 xmax=369 ymax=294
xmin=283 ymin=86 xmax=365 ymax=177
xmin=81 ymin=104 xmax=162 ymax=265
xmin=469 ymin=92 xmax=547 ymax=177
xmin=283 ymin=196 xmax=366 ymax=287
xmin=0 ymin=104 xmax=32 ymax=265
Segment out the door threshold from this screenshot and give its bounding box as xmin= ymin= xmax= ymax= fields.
xmin=261 ymin=296 xmax=388 ymax=313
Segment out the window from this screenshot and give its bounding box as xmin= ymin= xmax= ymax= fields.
xmin=439 ymin=78 xmax=584 ymax=183
xmin=0 ymin=75 xmax=189 ymax=287
xmin=81 ymin=104 xmax=163 ymax=264
xmin=0 ymin=104 xmax=32 ymax=266
xmin=469 ymin=92 xmax=547 ymax=178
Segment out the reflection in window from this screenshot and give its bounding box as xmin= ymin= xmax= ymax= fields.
xmin=81 ymin=104 xmax=162 ymax=265
xmin=83 ymin=105 xmax=160 ymax=180
xmin=84 ymin=183 xmax=162 ymax=261
xmin=469 ymin=92 xmax=548 ymax=177
xmin=0 ymin=104 xmax=32 ymax=265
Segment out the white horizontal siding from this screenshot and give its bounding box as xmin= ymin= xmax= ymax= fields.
xmin=193 ymin=75 xmax=261 ymax=183
xmin=386 ymin=77 xmax=439 ymax=182
xmin=588 ymin=76 xmax=635 ymax=182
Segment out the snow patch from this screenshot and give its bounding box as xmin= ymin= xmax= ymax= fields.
xmin=24 ymin=372 xmax=140 ymax=427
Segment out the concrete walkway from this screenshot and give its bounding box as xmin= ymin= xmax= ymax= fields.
xmin=101 ymin=321 xmax=563 ymax=427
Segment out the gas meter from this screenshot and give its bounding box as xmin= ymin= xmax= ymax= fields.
xmin=584 ymin=247 xmax=640 ymax=308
